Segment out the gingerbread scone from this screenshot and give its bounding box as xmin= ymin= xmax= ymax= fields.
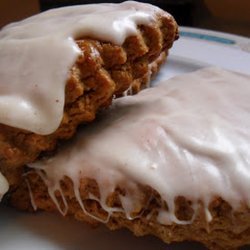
xmin=11 ymin=68 xmax=250 ymax=249
xmin=0 ymin=1 xmax=178 ymax=192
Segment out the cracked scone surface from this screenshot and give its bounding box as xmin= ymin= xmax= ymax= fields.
xmin=0 ymin=5 xmax=178 ymax=188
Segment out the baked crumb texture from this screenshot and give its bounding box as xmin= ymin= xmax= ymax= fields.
xmin=0 ymin=13 xmax=178 ymax=187
xmin=11 ymin=173 xmax=250 ymax=250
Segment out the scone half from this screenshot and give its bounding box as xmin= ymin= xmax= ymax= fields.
xmin=11 ymin=68 xmax=250 ymax=250
xmin=0 ymin=1 xmax=178 ymax=190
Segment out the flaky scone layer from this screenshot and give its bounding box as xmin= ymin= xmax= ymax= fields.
xmin=11 ymin=173 xmax=250 ymax=250
xmin=0 ymin=13 xmax=178 ymax=187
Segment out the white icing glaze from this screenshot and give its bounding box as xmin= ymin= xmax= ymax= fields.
xmin=29 ymin=67 xmax=250 ymax=225
xmin=25 ymin=179 xmax=37 ymax=211
xmin=0 ymin=1 xmax=164 ymax=135
xmin=0 ymin=172 xmax=9 ymax=201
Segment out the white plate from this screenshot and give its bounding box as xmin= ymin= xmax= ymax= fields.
xmin=1 ymin=27 xmax=250 ymax=250
xmin=155 ymin=27 xmax=250 ymax=83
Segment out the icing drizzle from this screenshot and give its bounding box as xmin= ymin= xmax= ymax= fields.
xmin=29 ymin=67 xmax=250 ymax=225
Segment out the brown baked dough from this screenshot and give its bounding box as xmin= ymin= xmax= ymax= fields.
xmin=11 ymin=172 xmax=250 ymax=250
xmin=0 ymin=13 xmax=178 ymax=188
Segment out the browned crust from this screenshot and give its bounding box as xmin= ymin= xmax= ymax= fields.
xmin=10 ymin=173 xmax=250 ymax=250
xmin=0 ymin=13 xmax=178 ymax=187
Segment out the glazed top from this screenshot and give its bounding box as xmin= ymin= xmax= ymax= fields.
xmin=0 ymin=1 xmax=164 ymax=135
xmin=30 ymin=67 xmax=250 ymax=224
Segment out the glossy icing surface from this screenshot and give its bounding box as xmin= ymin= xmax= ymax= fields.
xmin=0 ymin=1 xmax=162 ymax=135
xmin=30 ymin=67 xmax=250 ymax=224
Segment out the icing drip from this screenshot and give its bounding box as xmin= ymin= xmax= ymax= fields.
xmin=25 ymin=178 xmax=37 ymax=211
xmin=73 ymin=181 xmax=110 ymax=223
xmin=29 ymin=67 xmax=250 ymax=225
xmin=36 ymin=170 xmax=68 ymax=215
xmin=0 ymin=1 xmax=164 ymax=135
